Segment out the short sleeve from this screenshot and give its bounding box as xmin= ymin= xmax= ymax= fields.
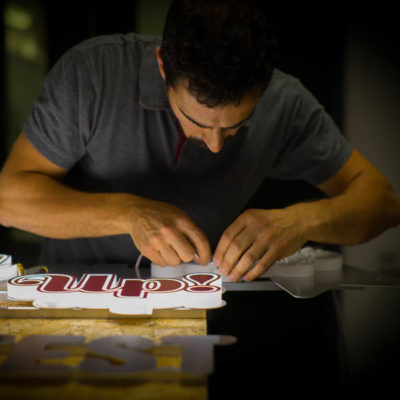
xmin=23 ymin=49 xmax=94 ymax=169
xmin=269 ymin=78 xmax=353 ymax=186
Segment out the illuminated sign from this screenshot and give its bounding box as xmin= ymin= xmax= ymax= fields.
xmin=7 ymin=273 xmax=223 ymax=315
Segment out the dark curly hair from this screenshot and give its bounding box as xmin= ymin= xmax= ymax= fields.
xmin=161 ymin=0 xmax=278 ymax=107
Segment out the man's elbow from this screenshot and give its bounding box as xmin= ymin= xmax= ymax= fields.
xmin=373 ymin=182 xmax=400 ymax=236
xmin=356 ymin=179 xmax=400 ymax=243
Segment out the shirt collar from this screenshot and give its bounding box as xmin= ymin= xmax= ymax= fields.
xmin=139 ymin=40 xmax=170 ymax=110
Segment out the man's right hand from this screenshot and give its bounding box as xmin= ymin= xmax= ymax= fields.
xmin=128 ymin=197 xmax=211 ymax=266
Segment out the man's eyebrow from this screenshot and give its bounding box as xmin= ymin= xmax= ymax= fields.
xmin=178 ymin=106 xmax=254 ymax=129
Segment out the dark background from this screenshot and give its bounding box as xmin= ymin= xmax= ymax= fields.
xmin=0 ymin=1 xmax=6 ymax=250
xmin=0 ymin=1 xmax=399 ymax=265
xmin=1 ymin=1 xmax=400 ymax=394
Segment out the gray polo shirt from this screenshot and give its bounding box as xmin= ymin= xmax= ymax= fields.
xmin=23 ymin=33 xmax=353 ymax=264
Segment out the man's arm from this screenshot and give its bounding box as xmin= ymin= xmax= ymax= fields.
xmin=304 ymin=149 xmax=400 ymax=243
xmin=214 ymin=149 xmax=400 ymax=281
xmin=0 ymin=132 xmax=211 ymax=266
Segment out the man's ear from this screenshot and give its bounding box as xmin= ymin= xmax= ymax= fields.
xmin=155 ymin=46 xmax=166 ymax=80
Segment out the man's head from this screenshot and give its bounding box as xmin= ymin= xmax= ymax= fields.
xmin=156 ymin=0 xmax=278 ymax=153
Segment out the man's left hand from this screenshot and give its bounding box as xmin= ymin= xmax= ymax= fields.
xmin=213 ymin=208 xmax=308 ymax=281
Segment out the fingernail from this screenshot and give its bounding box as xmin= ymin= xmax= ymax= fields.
xmin=229 ymin=274 xmax=237 ymax=282
xmin=194 ymin=253 xmax=200 ymax=263
xmin=213 ymin=258 xmax=220 ymax=266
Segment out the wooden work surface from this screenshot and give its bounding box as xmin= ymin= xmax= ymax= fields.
xmin=0 ymin=294 xmax=208 ymax=400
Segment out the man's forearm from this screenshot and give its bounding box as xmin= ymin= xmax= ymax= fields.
xmin=0 ymin=169 xmax=212 ymax=265
xmin=295 ymin=174 xmax=400 ymax=245
xmin=0 ymin=171 xmax=135 ymax=239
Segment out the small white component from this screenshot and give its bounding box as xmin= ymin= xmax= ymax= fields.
xmin=0 ymin=254 xmax=12 ymax=266
xmin=0 ymin=264 xmax=19 ymax=281
xmin=261 ymin=247 xmax=343 ymax=278
xmin=0 ymin=255 xmax=19 ymax=281
xmin=151 ymin=261 xmax=219 ymax=278
xmin=312 ymin=249 xmax=343 ymax=272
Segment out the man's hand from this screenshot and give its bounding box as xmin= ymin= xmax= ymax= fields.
xmin=213 ymin=208 xmax=307 ymax=282
xmin=129 ymin=197 xmax=211 ymax=267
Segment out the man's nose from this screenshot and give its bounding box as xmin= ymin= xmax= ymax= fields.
xmin=204 ymin=129 xmax=224 ymax=153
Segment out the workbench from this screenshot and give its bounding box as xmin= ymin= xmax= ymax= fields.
xmin=1 ymin=262 xmax=400 ymax=398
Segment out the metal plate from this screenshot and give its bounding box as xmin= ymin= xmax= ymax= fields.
xmin=224 ymin=265 xmax=400 ymax=298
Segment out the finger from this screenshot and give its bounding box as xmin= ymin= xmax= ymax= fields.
xmin=132 ymin=235 xmax=167 ymax=266
xmin=218 ymin=227 xmax=254 ymax=276
xmin=242 ymin=247 xmax=280 ymax=282
xmin=214 ymin=219 xmax=246 ymax=268
xmin=179 ymin=222 xmax=211 ymax=265
xmin=227 ymin=239 xmax=269 ymax=282
xmin=147 ymin=233 xmax=182 ymax=266
xmin=142 ymin=247 xmax=168 ymax=267
xmin=166 ymin=231 xmax=196 ymax=263
xmin=159 ymin=243 xmax=182 ymax=266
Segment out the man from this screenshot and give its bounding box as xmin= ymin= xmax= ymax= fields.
xmin=0 ymin=0 xmax=399 ymax=282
